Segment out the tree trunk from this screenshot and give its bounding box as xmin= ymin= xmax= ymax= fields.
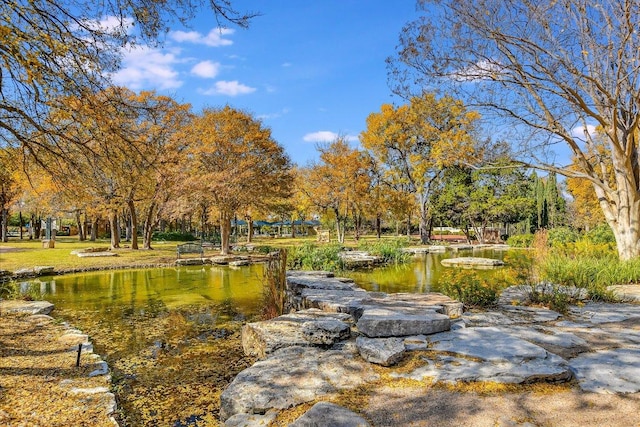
xmin=334 ymin=208 xmax=346 ymax=244
xmin=595 ymin=183 xmax=640 ymax=261
xmin=419 ymin=202 xmax=429 ymax=245
xmin=246 ymin=216 xmax=253 ymax=243
xmin=406 ymin=213 xmax=411 ymax=238
xmin=1 ymin=208 xmax=7 ymax=242
xmin=90 ymin=217 xmax=98 ymax=241
xmin=128 ymin=200 xmax=139 ymax=250
xmin=33 ymin=215 xmax=41 ymax=240
xmin=220 ymin=211 xmax=231 ymax=255
xmin=75 ymin=210 xmax=85 ymax=241
xmin=143 ymin=202 xmax=157 ymax=250
xmin=108 ymin=211 xmax=120 ymax=249
xmin=376 ymin=213 xmax=381 ymax=239
xmin=19 ymin=211 xmax=23 ymax=240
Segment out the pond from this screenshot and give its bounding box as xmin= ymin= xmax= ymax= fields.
xmin=345 ymin=248 xmax=512 ymax=293
xmin=24 ymin=248 xmax=515 ymax=426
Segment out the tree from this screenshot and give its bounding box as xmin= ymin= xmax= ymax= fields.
xmin=360 ymin=92 xmax=480 ymax=244
xmin=38 ymin=88 xmax=190 ymax=249
xmin=0 ymin=149 xmax=22 ymax=241
xmin=1 ymin=0 xmax=255 ymax=161
xmin=182 ymin=106 xmax=292 ymax=254
xmin=302 ymin=138 xmax=372 ymax=244
xmin=393 ymin=0 xmax=640 ymax=259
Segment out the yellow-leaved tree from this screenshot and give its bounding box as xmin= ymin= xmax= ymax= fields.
xmin=181 ymin=106 xmax=293 ymax=254
xmin=360 ymin=92 xmax=480 ymax=244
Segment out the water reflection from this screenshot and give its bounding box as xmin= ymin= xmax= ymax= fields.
xmin=26 ymin=264 xmax=266 ymax=323
xmin=346 ymin=248 xmax=510 ymax=293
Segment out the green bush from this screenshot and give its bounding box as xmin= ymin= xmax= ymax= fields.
xmin=584 ymin=224 xmax=616 ymax=244
xmin=287 ymin=243 xmax=344 ymax=271
xmin=439 ymin=269 xmax=501 ymax=308
xmin=358 ymin=238 xmax=411 ymax=264
xmin=547 ymin=227 xmax=580 ymax=246
xmin=152 ymin=231 xmax=197 ymax=241
xmin=506 ymin=233 xmax=535 ymax=248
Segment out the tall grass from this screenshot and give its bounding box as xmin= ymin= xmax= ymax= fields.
xmin=539 ymin=255 xmax=640 ymax=301
xmin=286 ymin=242 xmax=345 ymax=271
xmin=357 ymin=237 xmax=411 ymax=264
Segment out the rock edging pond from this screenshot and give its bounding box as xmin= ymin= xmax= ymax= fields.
xmin=220 ymin=271 xmax=640 ymax=426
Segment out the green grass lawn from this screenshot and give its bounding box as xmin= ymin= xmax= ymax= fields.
xmin=0 ymin=234 xmax=416 ymax=272
xmin=0 ymin=238 xmax=184 ymax=272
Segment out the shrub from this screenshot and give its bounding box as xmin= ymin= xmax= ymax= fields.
xmin=358 ymin=237 xmax=411 ymax=264
xmin=439 ymin=269 xmax=501 ymax=308
xmin=287 ymin=243 xmax=344 ymax=271
xmin=253 ymin=245 xmax=275 ymax=254
xmin=152 ymin=231 xmax=197 ymax=241
xmin=547 ymin=227 xmax=580 ymax=246
xmin=584 ymin=224 xmax=616 ymax=245
xmin=506 ymin=233 xmax=534 ymax=248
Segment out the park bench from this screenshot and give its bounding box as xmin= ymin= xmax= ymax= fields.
xmin=176 ymin=242 xmax=204 ymax=259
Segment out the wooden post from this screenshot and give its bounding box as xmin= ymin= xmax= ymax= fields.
xmin=76 ymin=343 xmax=82 ymax=367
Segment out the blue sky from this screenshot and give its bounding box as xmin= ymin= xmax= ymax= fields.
xmin=110 ymin=1 xmax=419 ymax=165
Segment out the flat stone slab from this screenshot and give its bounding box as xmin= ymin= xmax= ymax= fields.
xmin=441 ymin=257 xmax=504 ymax=267
xmin=356 ymin=336 xmax=406 ymax=366
xmin=428 ymin=327 xmax=548 ymax=362
xmin=299 ymin=288 xmax=373 ymax=315
xmin=398 ymin=351 xmax=571 ymax=384
xmin=75 ymin=251 xmax=117 ymax=257
xmin=242 ymin=309 xmax=352 ymax=358
xmin=570 ymin=303 xmax=640 ymax=324
xmin=219 ymin=346 xmax=378 ymax=421
xmin=290 ymin=402 xmax=370 ymax=427
xmin=357 ymin=308 xmax=450 ymax=338
xmin=496 ymin=325 xmax=589 ymax=359
xmin=570 ymin=348 xmax=640 ymax=393
xmin=288 ymin=276 xmax=358 ymax=292
xmin=0 ymin=300 xmax=54 ymax=315
xmin=608 ymin=284 xmax=640 ymax=302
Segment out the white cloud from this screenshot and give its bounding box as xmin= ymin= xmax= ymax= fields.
xmin=571 ymin=124 xmax=598 ymax=139
xmin=303 ymin=131 xmax=339 ymax=143
xmin=201 ymin=80 xmax=256 ymax=96
xmin=170 ymin=28 xmax=234 ymax=47
xmin=282 ymin=62 xmax=292 ymax=67
xmin=111 ymin=45 xmax=183 ymax=90
xmin=191 ymin=60 xmax=221 ymax=78
xmin=303 ymin=131 xmax=359 ymax=143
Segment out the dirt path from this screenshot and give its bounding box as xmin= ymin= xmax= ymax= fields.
xmin=364 ymin=386 xmax=640 ymax=426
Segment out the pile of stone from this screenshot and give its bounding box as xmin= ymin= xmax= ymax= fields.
xmin=220 ymin=271 xmax=640 ymax=426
